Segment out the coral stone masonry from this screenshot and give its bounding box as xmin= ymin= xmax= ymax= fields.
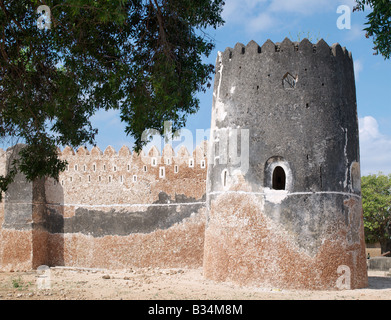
xmin=0 ymin=142 xmax=208 ymax=271
xmin=0 ymin=38 xmax=368 ymax=290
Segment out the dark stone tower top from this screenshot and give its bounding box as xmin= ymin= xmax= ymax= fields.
xmin=208 ymin=37 xmax=360 ymax=196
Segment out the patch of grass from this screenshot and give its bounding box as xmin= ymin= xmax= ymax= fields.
xmin=11 ymin=276 xmax=31 ymax=291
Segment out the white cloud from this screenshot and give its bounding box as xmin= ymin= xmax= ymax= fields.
xmin=222 ymin=0 xmax=276 ymax=34
xmin=337 ymin=0 xmax=358 ymax=10
xmin=246 ymin=12 xmax=277 ymax=34
xmin=221 ymin=0 xmax=353 ymax=36
xmin=346 ymin=24 xmax=366 ymax=41
xmin=222 ymin=0 xmax=268 ymax=22
xmin=268 ymin=0 xmax=333 ymax=15
xmin=359 ymin=116 xmax=391 ymax=175
xmin=360 ymin=116 xmax=381 ymax=142
xmin=354 ymin=59 xmax=363 ymax=81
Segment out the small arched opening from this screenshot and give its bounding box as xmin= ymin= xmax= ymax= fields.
xmin=272 ymin=166 xmax=286 ymax=190
xmin=265 ymin=156 xmax=292 ymax=192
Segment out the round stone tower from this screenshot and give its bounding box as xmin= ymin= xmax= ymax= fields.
xmin=203 ymin=38 xmax=368 ymax=290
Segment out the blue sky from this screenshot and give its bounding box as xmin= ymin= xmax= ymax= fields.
xmin=88 ymin=0 xmax=391 ymax=175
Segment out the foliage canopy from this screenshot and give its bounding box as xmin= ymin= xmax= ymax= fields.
xmin=0 ymin=0 xmax=225 ymax=197
xmin=354 ymin=0 xmax=391 ymax=59
xmin=361 ymin=173 xmax=391 ymax=253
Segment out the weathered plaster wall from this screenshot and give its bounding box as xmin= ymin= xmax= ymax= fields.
xmin=49 ymin=142 xmax=207 ymax=269
xmin=204 ymin=38 xmax=368 ymax=290
xmin=0 ymin=142 xmax=208 ymax=271
xmin=0 ymin=145 xmax=48 ymax=270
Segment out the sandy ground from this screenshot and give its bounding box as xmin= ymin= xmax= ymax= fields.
xmin=0 ymin=267 xmax=390 ymax=300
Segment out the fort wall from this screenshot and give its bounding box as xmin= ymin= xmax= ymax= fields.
xmin=0 ymin=142 xmax=208 ymax=271
xmin=0 ymin=38 xmax=369 ymax=291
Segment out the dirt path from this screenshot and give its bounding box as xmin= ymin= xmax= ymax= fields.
xmin=0 ymin=267 xmax=390 ymax=300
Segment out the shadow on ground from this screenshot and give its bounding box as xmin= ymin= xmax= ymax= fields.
xmin=368 ymin=275 xmax=391 ymax=290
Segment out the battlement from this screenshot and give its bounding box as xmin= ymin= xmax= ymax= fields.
xmin=0 ymin=142 xmax=209 ymax=183
xmin=217 ymin=38 xmax=352 ymax=67
xmin=59 ymin=141 xmax=208 ymax=163
xmin=49 ymin=141 xmax=208 ymax=206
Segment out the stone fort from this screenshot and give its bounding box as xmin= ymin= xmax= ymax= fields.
xmin=0 ymin=38 xmax=368 ymax=290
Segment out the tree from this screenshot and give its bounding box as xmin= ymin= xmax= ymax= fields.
xmin=361 ymin=173 xmax=391 ymax=254
xmin=0 ymin=0 xmax=225 ymax=199
xmin=354 ymin=0 xmax=391 ymax=59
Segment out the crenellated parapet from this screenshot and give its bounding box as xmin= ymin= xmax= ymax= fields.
xmin=213 ymin=39 xmax=355 ymax=121
xmin=217 ymin=38 xmax=352 ymax=68
xmin=52 ymin=142 xmax=208 ymax=197
xmin=58 ymin=142 xmax=207 ymax=163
